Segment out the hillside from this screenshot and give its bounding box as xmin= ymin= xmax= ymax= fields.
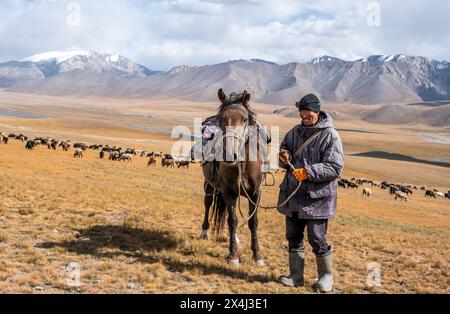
xmin=2 ymin=52 xmax=449 ymax=106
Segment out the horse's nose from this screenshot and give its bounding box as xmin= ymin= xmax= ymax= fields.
xmin=224 ymin=153 xmax=238 ymax=164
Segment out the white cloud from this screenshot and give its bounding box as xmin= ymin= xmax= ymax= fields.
xmin=0 ymin=0 xmax=448 ymax=70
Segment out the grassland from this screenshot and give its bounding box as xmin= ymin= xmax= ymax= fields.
xmin=0 ymin=92 xmax=449 ymax=293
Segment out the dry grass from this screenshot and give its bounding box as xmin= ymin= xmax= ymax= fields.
xmin=0 ymin=140 xmax=448 ymax=294
xmin=0 ymin=92 xmax=449 ymax=294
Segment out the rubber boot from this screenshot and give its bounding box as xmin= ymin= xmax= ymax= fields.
xmin=279 ymin=250 xmax=305 ymax=287
xmin=315 ymin=250 xmax=333 ymax=292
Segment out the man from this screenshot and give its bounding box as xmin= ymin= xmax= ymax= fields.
xmin=277 ymin=93 xmax=344 ymax=292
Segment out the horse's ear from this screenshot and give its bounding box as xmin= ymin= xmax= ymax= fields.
xmin=218 ymin=88 xmax=227 ymax=103
xmin=243 ymin=90 xmax=251 ymax=104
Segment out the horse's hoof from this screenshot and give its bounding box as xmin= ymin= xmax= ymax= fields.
xmin=199 ymin=230 xmax=208 ymax=240
xmin=255 ymin=259 xmax=266 ymax=267
xmin=228 ymin=258 xmax=240 ymax=266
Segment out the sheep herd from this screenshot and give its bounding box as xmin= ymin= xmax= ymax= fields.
xmin=338 ymin=177 xmax=449 ymax=202
xmin=1 ymin=131 xmax=448 ymax=201
xmin=0 ymin=131 xmax=192 ymax=169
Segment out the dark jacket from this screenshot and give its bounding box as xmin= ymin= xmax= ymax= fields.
xmin=277 ymin=111 xmax=344 ymax=219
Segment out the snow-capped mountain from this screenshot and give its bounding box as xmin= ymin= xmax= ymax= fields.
xmin=1 ymin=52 xmax=449 ymax=106
xmin=0 ymin=51 xmax=158 ymax=87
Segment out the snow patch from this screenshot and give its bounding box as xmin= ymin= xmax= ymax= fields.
xmin=308 ymin=56 xmax=339 ymax=64
xmin=22 ymin=51 xmax=92 ymax=63
xmin=365 ymin=54 xmax=407 ymax=63
xmin=436 ymin=62 xmax=449 ymax=70
xmin=377 ymin=55 xmax=395 ymax=62
xmin=107 ymin=54 xmax=120 ymax=63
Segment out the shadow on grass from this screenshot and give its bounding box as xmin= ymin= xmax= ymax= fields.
xmin=351 ymin=151 xmax=450 ymax=168
xmin=37 ymin=224 xmax=274 ymax=284
xmin=38 ymin=225 xmax=180 ymax=256
xmin=162 ymin=258 xmax=275 ymax=284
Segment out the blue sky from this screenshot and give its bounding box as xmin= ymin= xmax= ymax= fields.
xmin=0 ymin=0 xmax=449 ymax=70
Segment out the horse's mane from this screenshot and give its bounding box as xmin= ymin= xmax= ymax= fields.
xmin=217 ymin=92 xmax=257 ymax=126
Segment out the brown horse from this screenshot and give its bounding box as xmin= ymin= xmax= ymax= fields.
xmin=200 ymin=88 xmax=265 ymax=267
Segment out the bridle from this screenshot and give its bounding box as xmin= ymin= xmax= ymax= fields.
xmin=219 ymin=103 xmax=250 ymax=165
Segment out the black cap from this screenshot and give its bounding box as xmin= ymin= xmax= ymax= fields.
xmin=295 ymin=94 xmax=321 ymax=113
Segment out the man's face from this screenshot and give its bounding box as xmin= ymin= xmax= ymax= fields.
xmin=299 ymin=110 xmax=319 ymax=126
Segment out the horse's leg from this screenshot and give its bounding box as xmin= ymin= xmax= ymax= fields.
xmin=200 ymin=183 xmax=214 ymax=240
xmin=248 ymin=192 xmax=265 ymax=266
xmin=225 ymin=194 xmax=239 ymax=265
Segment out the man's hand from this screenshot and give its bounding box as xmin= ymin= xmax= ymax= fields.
xmin=293 ymin=168 xmax=309 ymax=182
xmin=279 ymin=150 xmax=291 ymax=164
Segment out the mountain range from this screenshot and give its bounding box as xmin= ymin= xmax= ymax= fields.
xmin=1 ymin=51 xmax=449 ymax=106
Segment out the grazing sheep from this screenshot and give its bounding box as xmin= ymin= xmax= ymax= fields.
xmin=74 ymin=143 xmax=88 ymax=151
xmin=25 ymin=140 xmax=35 ymax=150
xmin=371 ymin=181 xmax=381 ymax=188
xmin=147 ymin=157 xmax=156 ymax=166
xmin=161 ymin=157 xmax=175 ymax=168
xmin=59 ymin=141 xmax=71 ymax=151
xmin=119 ymin=153 xmax=133 ymax=162
xmin=16 ymin=134 xmax=27 ymax=142
xmin=89 ymin=144 xmax=101 ymax=150
xmin=109 ymin=151 xmax=120 ymax=161
xmin=390 ymin=186 xmax=399 ymax=195
xmin=394 ymin=191 xmax=408 ymax=202
xmin=362 ymin=188 xmax=372 ymax=197
xmin=338 ymin=180 xmax=347 ymax=188
xmin=400 ymin=186 xmax=413 ymax=195
xmin=425 ymin=190 xmax=437 ymax=198
xmin=435 ymin=192 xmax=445 ymax=198
xmin=50 ymin=141 xmax=58 ymax=150
xmin=176 ymin=160 xmax=190 ymax=169
xmin=74 ymin=149 xmax=83 ymax=158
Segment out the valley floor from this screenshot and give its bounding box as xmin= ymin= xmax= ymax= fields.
xmin=0 ymin=92 xmax=449 ymax=293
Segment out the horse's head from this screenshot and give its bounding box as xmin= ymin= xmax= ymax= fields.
xmin=217 ymin=88 xmax=254 ymax=165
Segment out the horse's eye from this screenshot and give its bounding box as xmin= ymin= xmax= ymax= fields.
xmin=243 ymin=118 xmax=248 ymax=123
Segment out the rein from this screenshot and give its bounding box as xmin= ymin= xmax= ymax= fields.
xmin=237 ymin=162 xmax=302 ymax=216
xmin=218 ymin=103 xmax=302 ymax=223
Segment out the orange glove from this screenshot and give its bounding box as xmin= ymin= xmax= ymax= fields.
xmin=293 ymin=168 xmax=309 ymax=182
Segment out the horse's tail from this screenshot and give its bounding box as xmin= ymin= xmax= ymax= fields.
xmin=211 ymin=191 xmax=227 ymax=235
